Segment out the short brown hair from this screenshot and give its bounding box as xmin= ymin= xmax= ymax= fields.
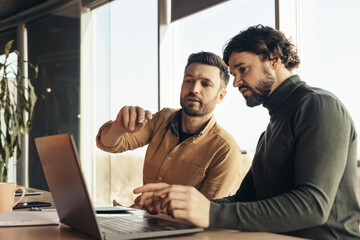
xmin=186 ymin=51 xmax=230 ymax=89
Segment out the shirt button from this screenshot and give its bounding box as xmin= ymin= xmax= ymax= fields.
xmin=167 ymin=157 xmax=171 ymax=161
xmin=158 ymin=176 xmax=162 ymax=181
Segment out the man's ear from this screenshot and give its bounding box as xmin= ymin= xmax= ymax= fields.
xmin=270 ymin=54 xmax=280 ymax=68
xmin=217 ymin=89 xmax=227 ymax=104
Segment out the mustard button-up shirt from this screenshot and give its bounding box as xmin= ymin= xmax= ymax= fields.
xmin=96 ymin=108 xmax=242 ymax=199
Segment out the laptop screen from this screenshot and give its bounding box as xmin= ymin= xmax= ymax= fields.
xmin=35 ymin=133 xmax=102 ymax=239
xmin=35 ymin=133 xmax=203 ymax=240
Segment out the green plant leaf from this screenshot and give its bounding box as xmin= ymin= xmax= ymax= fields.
xmin=28 ymin=62 xmax=39 ymax=79
xmin=4 ymin=40 xmax=14 ymax=59
xmin=0 ymin=39 xmax=38 ymax=182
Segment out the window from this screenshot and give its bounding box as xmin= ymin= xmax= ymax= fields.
xmin=27 ymin=12 xmax=81 ymax=190
xmin=0 ymin=52 xmax=18 ymax=182
xmin=298 ymin=0 xmax=360 ymax=158
xmin=164 ymin=0 xmax=275 ymax=153
xmin=82 ymin=0 xmax=158 ymax=205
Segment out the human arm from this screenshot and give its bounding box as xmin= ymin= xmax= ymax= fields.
xmin=134 ymin=183 xmax=211 ymax=228
xmin=209 ymin=95 xmax=357 ymax=233
xmin=98 ymin=106 xmax=152 ymax=148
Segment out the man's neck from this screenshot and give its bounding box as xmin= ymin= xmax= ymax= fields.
xmin=271 ymin=67 xmax=293 ymax=94
xmin=180 ymin=110 xmax=213 ymax=134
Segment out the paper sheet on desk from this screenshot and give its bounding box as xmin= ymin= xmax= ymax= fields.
xmin=0 ymin=212 xmax=59 ymax=227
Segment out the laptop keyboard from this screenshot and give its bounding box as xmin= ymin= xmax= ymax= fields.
xmin=97 ymin=216 xmax=182 ymax=235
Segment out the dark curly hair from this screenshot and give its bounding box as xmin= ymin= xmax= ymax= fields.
xmin=186 ymin=51 xmax=230 ymax=89
xmin=223 ymin=25 xmax=300 ymax=71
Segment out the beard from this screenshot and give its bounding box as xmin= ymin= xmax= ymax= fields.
xmin=240 ymin=65 xmax=276 ymax=107
xmin=180 ymin=92 xmax=218 ymax=117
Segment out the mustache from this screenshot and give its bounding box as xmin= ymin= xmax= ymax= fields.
xmin=238 ymin=84 xmax=253 ymax=92
xmin=185 ymin=92 xmax=202 ymax=102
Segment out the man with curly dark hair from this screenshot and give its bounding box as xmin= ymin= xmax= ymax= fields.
xmin=134 ymin=25 xmax=360 ymax=240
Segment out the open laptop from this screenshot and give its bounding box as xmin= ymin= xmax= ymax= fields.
xmin=35 ymin=133 xmax=203 ymax=240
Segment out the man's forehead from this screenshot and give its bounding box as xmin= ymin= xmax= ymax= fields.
xmin=229 ymin=52 xmax=259 ymax=67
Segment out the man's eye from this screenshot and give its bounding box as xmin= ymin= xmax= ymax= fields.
xmin=202 ymin=82 xmax=210 ymax=87
xmin=239 ymin=67 xmax=247 ymax=73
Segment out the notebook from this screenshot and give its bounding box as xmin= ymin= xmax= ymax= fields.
xmin=35 ymin=133 xmax=203 ymax=240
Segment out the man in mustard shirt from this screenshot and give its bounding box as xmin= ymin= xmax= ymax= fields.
xmin=96 ymin=52 xmax=243 ymax=202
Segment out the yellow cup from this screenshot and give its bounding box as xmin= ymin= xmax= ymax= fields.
xmin=0 ymin=182 xmax=25 ymax=211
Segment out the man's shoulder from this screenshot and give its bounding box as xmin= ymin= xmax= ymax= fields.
xmin=293 ymin=84 xmax=354 ymax=125
xmin=291 ymin=83 xmax=344 ymax=112
xmin=150 ymin=108 xmax=180 ymax=128
xmin=154 ymin=108 xmax=179 ymax=120
xmin=210 ymin=122 xmax=240 ymax=148
xmin=157 ymin=107 xmax=178 ymax=115
xmin=297 ymin=83 xmax=339 ymax=102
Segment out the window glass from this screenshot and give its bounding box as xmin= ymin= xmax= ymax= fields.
xmin=92 ymin=0 xmax=158 ymax=205
xmin=0 ymin=52 xmax=17 ymax=182
xmin=299 ymin=0 xmax=360 ymax=158
xmin=170 ymin=0 xmax=275 ymax=153
xmin=27 ymin=13 xmax=80 ymax=190
xmin=0 ymin=52 xmax=17 ymax=77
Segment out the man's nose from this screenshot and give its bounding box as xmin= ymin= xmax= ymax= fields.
xmin=191 ymin=81 xmax=201 ymax=93
xmin=233 ymin=75 xmax=242 ymax=88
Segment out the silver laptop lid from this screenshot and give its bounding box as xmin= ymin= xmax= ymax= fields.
xmin=35 ymin=133 xmax=102 ymax=239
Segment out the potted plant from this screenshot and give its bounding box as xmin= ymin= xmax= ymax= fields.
xmin=0 ymin=40 xmax=37 ymax=182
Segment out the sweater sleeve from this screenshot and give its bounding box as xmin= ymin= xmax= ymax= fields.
xmin=210 ymin=169 xmax=256 ymax=203
xmin=209 ymin=94 xmax=356 ymax=232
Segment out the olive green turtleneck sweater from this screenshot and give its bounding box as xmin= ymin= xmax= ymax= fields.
xmin=210 ymin=75 xmax=360 ymax=240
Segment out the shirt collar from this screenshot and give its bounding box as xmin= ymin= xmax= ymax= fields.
xmin=170 ymin=109 xmax=216 ymax=137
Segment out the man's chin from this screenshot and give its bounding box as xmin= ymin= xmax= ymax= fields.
xmin=245 ymin=98 xmax=262 ymax=107
xmin=183 ymin=107 xmax=202 ymax=117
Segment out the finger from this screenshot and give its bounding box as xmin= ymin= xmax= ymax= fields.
xmin=120 ymin=106 xmax=130 ymax=129
xmin=130 ymin=204 xmax=143 ymax=210
xmin=154 ymin=185 xmax=187 ymax=198
xmin=146 ymin=206 xmax=157 ymax=215
xmin=134 ymin=195 xmax=141 ymax=206
xmin=161 ymin=192 xmax=187 ymax=210
xmin=145 ymin=110 xmax=153 ymax=121
xmin=144 ymin=198 xmax=160 ymax=214
xmin=164 ymin=199 xmax=186 ymax=214
xmin=128 ymin=106 xmax=137 ymax=131
xmin=130 ymin=196 xmax=142 ymax=209
xmin=136 ymin=107 xmax=146 ymax=123
xmin=113 ymin=199 xmax=122 ymax=206
xmin=133 ymin=183 xmax=169 ymax=194
xmin=137 ymin=191 xmax=155 ymax=207
xmin=169 ymin=209 xmax=189 ymax=221
xmin=151 ymin=195 xmax=164 ymax=213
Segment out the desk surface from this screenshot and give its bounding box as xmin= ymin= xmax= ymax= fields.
xmin=0 ymin=189 xmax=307 ymax=240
